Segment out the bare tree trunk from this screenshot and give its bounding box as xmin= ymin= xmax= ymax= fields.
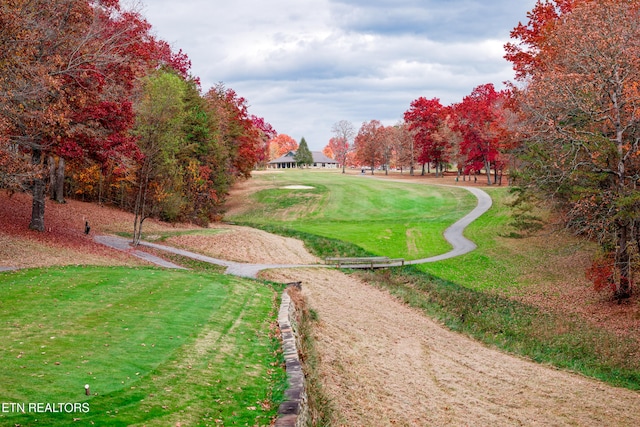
xmin=484 ymin=159 xmax=492 ymax=185
xmin=55 ymin=157 xmax=65 ymax=203
xmin=98 ymin=168 xmax=103 ymax=205
xmin=132 ymin=162 xmax=146 ymax=246
xmin=49 ymin=155 xmax=56 ymax=200
xmin=48 ymin=156 xmax=66 ymax=203
xmin=29 ymin=149 xmax=46 ymax=231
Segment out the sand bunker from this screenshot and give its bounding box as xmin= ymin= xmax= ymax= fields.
xmin=281 ymin=185 xmax=315 ymax=189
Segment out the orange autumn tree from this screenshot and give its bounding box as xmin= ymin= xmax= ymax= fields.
xmin=322 ymin=143 xmax=334 ymax=160
xmin=0 ymin=0 xmax=163 ymax=231
xmin=505 ymin=0 xmax=577 ymax=80
xmin=354 ymin=120 xmax=385 ymax=174
xmin=268 ymin=134 xmax=298 ymax=160
xmin=508 ymin=0 xmax=640 ymax=299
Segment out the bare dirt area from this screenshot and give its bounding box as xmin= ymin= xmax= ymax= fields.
xmin=263 ymin=268 xmax=640 ymax=426
xmin=223 ymin=170 xmax=281 ymax=217
xmin=166 ymin=224 xmax=320 ymax=265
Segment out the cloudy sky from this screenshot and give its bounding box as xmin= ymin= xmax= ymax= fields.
xmin=140 ymin=0 xmax=537 ymax=151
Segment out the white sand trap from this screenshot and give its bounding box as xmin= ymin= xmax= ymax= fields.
xmin=282 ymin=185 xmax=314 ymax=189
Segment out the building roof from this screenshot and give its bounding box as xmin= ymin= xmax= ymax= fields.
xmin=269 ymin=151 xmax=338 ymax=164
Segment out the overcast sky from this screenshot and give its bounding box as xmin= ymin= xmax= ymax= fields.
xmin=140 ymin=0 xmax=537 ymax=151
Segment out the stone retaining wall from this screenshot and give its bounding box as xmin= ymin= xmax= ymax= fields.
xmin=275 ymin=287 xmax=309 ymax=427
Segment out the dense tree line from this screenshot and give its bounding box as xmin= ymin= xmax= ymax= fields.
xmin=0 ymin=0 xmax=274 ymax=237
xmin=328 ymin=82 xmax=513 ymax=182
xmin=507 ymin=0 xmax=640 ymax=300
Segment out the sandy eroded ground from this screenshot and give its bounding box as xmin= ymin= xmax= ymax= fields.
xmin=166 ymin=224 xmax=320 ymax=265
xmin=263 ymin=267 xmax=640 ymax=426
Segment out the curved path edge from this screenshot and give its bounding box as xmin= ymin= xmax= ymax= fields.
xmin=92 ymin=185 xmax=492 ymax=278
xmin=406 ymin=185 xmax=492 ymax=264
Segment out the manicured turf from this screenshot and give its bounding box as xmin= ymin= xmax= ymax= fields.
xmin=0 ymin=266 xmax=285 ymax=426
xmin=231 ymin=171 xmax=476 ymax=259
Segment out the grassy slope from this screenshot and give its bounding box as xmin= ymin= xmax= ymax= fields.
xmin=0 ymin=266 xmax=285 ymax=426
xmin=227 ymin=170 xmax=640 ymax=390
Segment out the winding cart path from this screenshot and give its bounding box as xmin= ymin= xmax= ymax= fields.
xmin=96 ymin=185 xmax=493 ymax=276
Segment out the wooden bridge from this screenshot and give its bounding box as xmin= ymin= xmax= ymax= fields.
xmin=324 ymin=256 xmax=405 ymax=269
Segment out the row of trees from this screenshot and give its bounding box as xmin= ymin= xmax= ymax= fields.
xmin=0 ymin=0 xmax=274 ymax=237
xmin=321 ymin=0 xmax=640 ymax=299
xmin=323 ymin=83 xmax=513 ymax=185
xmin=3 ymin=0 xmax=637 ymax=299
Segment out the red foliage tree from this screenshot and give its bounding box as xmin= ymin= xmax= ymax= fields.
xmin=404 ymin=97 xmax=450 ymax=177
xmin=330 ymin=120 xmax=356 ymax=173
xmin=324 ymin=137 xmax=349 ymax=172
xmin=0 ymin=0 xmax=171 ymax=231
xmin=204 ymin=84 xmax=274 ymax=178
xmin=251 ymin=115 xmax=276 ymax=168
xmin=452 ymin=84 xmax=510 ymax=185
xmin=505 ymin=0 xmax=577 ymax=80
xmin=585 ymin=252 xmax=616 ymax=293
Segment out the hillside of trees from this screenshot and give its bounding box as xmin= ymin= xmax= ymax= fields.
xmin=0 ymin=0 xmax=275 ymax=236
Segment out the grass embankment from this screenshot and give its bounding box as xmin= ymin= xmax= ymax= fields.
xmin=0 ymin=266 xmax=286 ymax=426
xmin=227 ymin=170 xmax=640 ymax=390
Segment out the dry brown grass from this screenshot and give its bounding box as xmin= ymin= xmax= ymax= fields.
xmin=263 ymin=268 xmax=640 ymax=426
xmin=165 ymin=224 xmax=320 ymax=265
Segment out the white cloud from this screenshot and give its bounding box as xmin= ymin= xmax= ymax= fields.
xmin=140 ymin=0 xmax=537 ymax=150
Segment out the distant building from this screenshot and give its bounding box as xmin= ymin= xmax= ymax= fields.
xmin=268 ymin=151 xmax=339 ymax=169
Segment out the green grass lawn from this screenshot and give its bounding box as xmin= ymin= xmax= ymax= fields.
xmin=415 ymin=187 xmax=526 ymax=290
xmin=232 ymin=172 xmax=591 ymax=292
xmin=231 ymin=171 xmax=476 ymax=259
xmin=0 ymin=266 xmax=285 ymax=426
